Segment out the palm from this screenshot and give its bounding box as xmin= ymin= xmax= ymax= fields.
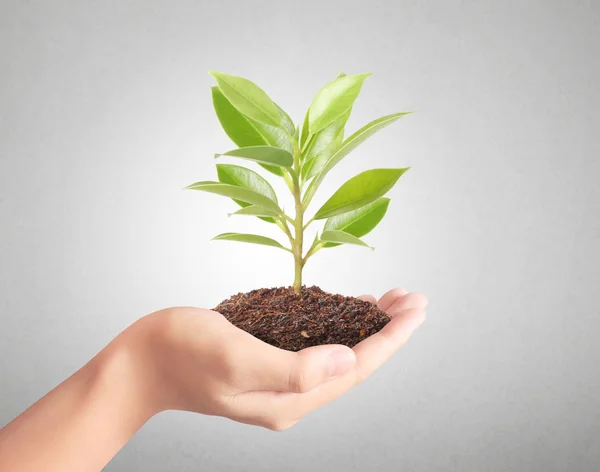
xmin=211 ymin=288 xmax=427 ymax=429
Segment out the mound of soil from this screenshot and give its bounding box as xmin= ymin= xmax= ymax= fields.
xmin=214 ymin=285 xmax=390 ymax=351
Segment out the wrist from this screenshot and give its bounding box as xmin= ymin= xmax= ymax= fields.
xmin=92 ymin=316 xmax=165 ymax=423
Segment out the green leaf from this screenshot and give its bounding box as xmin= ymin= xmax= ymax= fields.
xmin=301 ymin=107 xmax=349 ymax=180
xmin=186 ymin=181 xmax=282 ymax=214
xmin=247 ymin=118 xmax=293 ymax=154
xmin=209 ymin=71 xmax=281 ymax=127
xmin=308 ymin=73 xmax=371 ymax=135
xmin=211 ymin=87 xmax=266 ymax=147
xmin=216 ymin=163 xmax=277 ymax=203
xmin=304 ymin=107 xmax=350 ymax=162
xmin=301 ymin=129 xmax=343 ymax=181
xmin=320 ymin=230 xmax=373 ymax=250
xmin=300 ymin=72 xmax=347 ymax=149
xmin=229 ymin=205 xmax=281 ymax=218
xmin=216 ymin=163 xmax=277 ymax=223
xmin=314 ymin=168 xmax=409 ymax=220
xmin=216 ymin=146 xmax=293 ymax=168
xmin=212 ymin=232 xmax=289 ymax=251
xmin=303 ymin=112 xmax=411 ymax=205
xmin=322 ymin=198 xmax=390 ymax=247
xmin=211 ymin=87 xmax=285 ymax=177
xmin=300 ymin=107 xmax=310 ymax=149
xmin=244 ymin=116 xmax=295 ymax=176
xmin=277 ymin=104 xmax=296 ymax=137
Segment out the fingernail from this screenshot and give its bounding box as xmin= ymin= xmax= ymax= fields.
xmin=327 ymin=348 xmax=356 ymax=377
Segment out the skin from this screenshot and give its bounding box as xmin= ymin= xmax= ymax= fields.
xmin=0 ymin=288 xmax=428 ymax=472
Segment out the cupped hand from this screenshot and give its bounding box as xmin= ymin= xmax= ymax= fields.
xmin=133 ymin=288 xmax=427 ymax=431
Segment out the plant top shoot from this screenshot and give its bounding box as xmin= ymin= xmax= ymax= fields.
xmin=187 ymin=72 xmax=411 ymax=294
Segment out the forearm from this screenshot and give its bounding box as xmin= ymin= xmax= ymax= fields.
xmin=0 ymin=321 xmax=157 ymax=472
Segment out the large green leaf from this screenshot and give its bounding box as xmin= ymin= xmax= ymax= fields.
xmin=229 ymin=205 xmax=281 ymax=218
xmin=215 ymin=145 xmax=293 ymax=168
xmin=303 ymin=112 xmax=411 ymax=205
xmin=185 ymin=181 xmax=282 ymax=214
xmin=308 ymin=73 xmax=371 ymax=135
xmin=320 ymin=230 xmax=373 ymax=250
xmin=211 ymin=87 xmax=285 ymax=177
xmin=322 ymin=198 xmax=390 ymax=247
xmin=210 ymin=71 xmax=281 ymax=127
xmin=212 ymin=232 xmax=289 ymax=251
xmin=314 ymin=168 xmax=409 ymax=220
xmin=211 ymin=87 xmax=266 ymax=147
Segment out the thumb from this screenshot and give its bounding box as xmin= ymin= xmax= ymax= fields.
xmin=230 ymin=325 xmax=357 ymax=393
xmin=285 ymin=345 xmax=356 ymax=393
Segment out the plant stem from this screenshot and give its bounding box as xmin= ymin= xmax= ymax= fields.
xmin=291 ymin=144 xmax=304 ymax=295
xmin=292 ymin=182 xmax=304 ymax=294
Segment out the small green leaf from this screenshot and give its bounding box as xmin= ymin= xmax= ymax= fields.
xmin=276 ymin=104 xmax=296 ymax=137
xmin=216 ymin=146 xmax=293 ymax=168
xmin=212 ymin=232 xmax=289 ymax=251
xmin=248 ymin=119 xmax=293 ymax=154
xmin=323 ymin=198 xmax=390 ymax=247
xmin=209 ymin=71 xmax=281 ymax=127
xmin=301 ymin=123 xmax=345 ymax=181
xmin=300 ymin=72 xmax=347 ymax=150
xmin=320 ymin=230 xmax=373 ymax=250
xmin=304 ymin=107 xmax=350 ymax=162
xmin=211 ymin=87 xmax=266 ymax=147
xmin=229 ymin=205 xmax=281 ymax=218
xmin=242 ymin=118 xmax=295 ymax=176
xmin=314 ymin=168 xmax=409 ymax=220
xmin=185 ymin=181 xmax=282 ymax=214
xmin=216 ymin=163 xmax=277 ymax=203
xmin=300 ymin=107 xmax=310 ymax=149
xmin=216 ymin=163 xmax=278 ymax=223
xmin=308 ymin=73 xmax=371 ymax=135
xmin=303 ymin=112 xmax=411 ymax=205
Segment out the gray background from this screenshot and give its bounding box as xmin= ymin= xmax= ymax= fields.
xmin=1 ymin=0 xmax=599 ymax=470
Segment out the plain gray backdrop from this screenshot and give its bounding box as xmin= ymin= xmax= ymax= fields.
xmin=1 ymin=0 xmax=599 ymax=470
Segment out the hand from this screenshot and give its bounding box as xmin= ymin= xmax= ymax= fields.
xmin=133 ymin=288 xmax=428 ymax=430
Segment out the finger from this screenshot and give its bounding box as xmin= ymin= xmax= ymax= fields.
xmin=353 ymin=308 xmax=425 ymax=383
xmin=377 ymin=288 xmax=408 ymax=311
xmin=230 ymin=371 xmax=357 ymax=430
xmin=388 ymin=292 xmax=429 ymax=314
xmin=229 ymin=327 xmax=356 ymax=393
xmin=358 ymin=294 xmax=377 ymax=304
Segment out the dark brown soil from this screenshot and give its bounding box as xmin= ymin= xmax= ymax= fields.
xmin=214 ymin=285 xmax=390 ymax=351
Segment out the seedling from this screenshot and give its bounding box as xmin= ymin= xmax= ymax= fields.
xmin=187 ymin=72 xmax=411 ymax=295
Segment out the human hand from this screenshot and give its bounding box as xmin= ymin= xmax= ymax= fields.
xmin=130 ymin=288 xmax=427 ymax=430
xmin=0 ymin=288 xmax=426 ymax=472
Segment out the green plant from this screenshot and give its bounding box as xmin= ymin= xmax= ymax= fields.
xmin=187 ymin=71 xmax=411 ymax=294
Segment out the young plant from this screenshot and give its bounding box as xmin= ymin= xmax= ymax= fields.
xmin=187 ymin=71 xmax=411 ymax=295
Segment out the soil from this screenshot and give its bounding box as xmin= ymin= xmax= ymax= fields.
xmin=214 ymin=285 xmax=390 ymax=351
